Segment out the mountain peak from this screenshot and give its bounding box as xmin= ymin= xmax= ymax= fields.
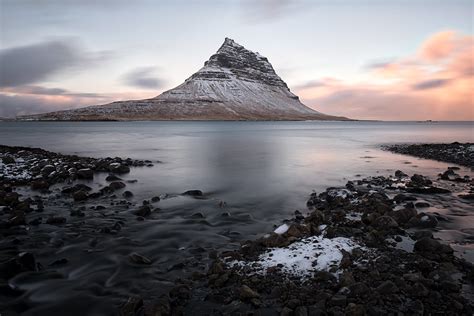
xmin=18 ymin=38 xmax=348 ymax=121
xmin=198 ymin=38 xmax=286 ymax=88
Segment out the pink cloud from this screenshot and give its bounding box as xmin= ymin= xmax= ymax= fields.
xmin=296 ymin=30 xmax=474 ymax=121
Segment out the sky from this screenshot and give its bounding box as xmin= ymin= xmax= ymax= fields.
xmin=0 ymin=0 xmax=472 ymax=120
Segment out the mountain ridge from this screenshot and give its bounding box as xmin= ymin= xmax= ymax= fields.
xmin=18 ymin=38 xmax=349 ymax=121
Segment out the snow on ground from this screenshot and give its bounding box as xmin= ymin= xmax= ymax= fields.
xmin=0 ymin=159 xmax=33 ymax=180
xmin=274 ymin=223 xmax=289 ymax=235
xmin=229 ymin=235 xmax=364 ymax=277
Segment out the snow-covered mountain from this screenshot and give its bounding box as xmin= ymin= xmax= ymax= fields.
xmin=19 ymin=38 xmax=348 ymax=121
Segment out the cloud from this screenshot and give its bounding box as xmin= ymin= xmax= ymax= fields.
xmin=0 ymin=93 xmax=102 ymax=118
xmin=419 ymin=31 xmax=457 ymax=61
xmin=295 ymin=30 xmax=474 ymax=120
xmin=122 ymin=67 xmax=164 ymax=89
xmin=412 ymin=79 xmax=450 ymax=90
xmin=293 ymin=80 xmax=326 ymax=90
xmin=0 ymin=39 xmax=110 ymax=87
xmin=0 ymin=86 xmax=155 ymax=118
xmin=240 ymin=0 xmax=305 ymax=23
xmin=1 ymin=85 xmax=106 ymax=98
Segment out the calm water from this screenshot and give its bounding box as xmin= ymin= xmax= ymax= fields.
xmin=1 ymin=121 xmax=473 ymax=314
xmin=1 ymin=121 xmax=473 ymax=212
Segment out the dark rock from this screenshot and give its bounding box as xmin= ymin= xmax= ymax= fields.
xmin=330 ymin=295 xmax=347 ymax=307
xmin=373 ymin=215 xmax=398 ymax=229
xmin=376 ymin=280 xmax=398 ymax=294
xmin=2 ymin=156 xmax=15 ymax=164
xmin=128 ymin=252 xmax=152 ymax=265
xmin=151 ymin=196 xmax=160 ymax=202
xmin=30 ymin=180 xmax=50 ymax=190
xmin=105 ymin=174 xmax=122 ymax=181
xmin=390 ymin=207 xmax=417 ymax=224
xmin=41 ymin=165 xmax=56 ymax=174
xmin=415 ymin=202 xmax=430 ymax=208
xmin=133 ymin=205 xmax=151 ymax=217
xmin=394 ymin=170 xmax=408 ymax=178
xmin=77 ymin=168 xmax=93 ymax=179
xmin=410 ymin=174 xmax=432 ymax=186
xmin=407 ymin=213 xmax=438 ymax=228
xmin=414 ymin=237 xmax=453 ymax=254
xmin=407 ymin=186 xmax=451 ymax=194
xmin=8 ymin=211 xmax=26 ymax=226
xmin=393 ymin=194 xmax=417 ymax=203
xmin=120 ymin=295 xmax=143 ymax=316
xmin=239 ymin=285 xmax=260 ymax=300
xmin=109 ymin=181 xmax=126 ymax=191
xmin=191 ymin=212 xmax=205 ymax=219
xmin=183 ymin=190 xmax=203 ymax=197
xmin=122 ymin=191 xmax=134 ymax=198
xmin=73 ymin=190 xmax=88 ymax=201
xmin=46 ymin=216 xmax=66 ymax=225
xmin=109 ymin=163 xmax=130 ymax=174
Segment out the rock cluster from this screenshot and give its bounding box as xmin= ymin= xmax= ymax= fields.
xmin=141 ymin=170 xmax=474 ymax=315
xmin=383 ymin=142 xmax=474 ymax=168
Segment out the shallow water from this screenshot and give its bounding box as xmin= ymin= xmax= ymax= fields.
xmin=0 ymin=121 xmax=473 ymax=314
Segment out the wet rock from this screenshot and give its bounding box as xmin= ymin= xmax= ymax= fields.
xmin=120 ymin=295 xmax=143 ymax=316
xmin=414 ymin=202 xmax=430 ymax=208
xmin=348 ymin=282 xmax=370 ymax=297
xmin=41 ymin=165 xmax=56 ymax=174
xmin=191 ymin=212 xmax=205 ymax=219
xmin=239 ymin=285 xmax=260 ymax=300
xmin=407 ymin=213 xmax=438 ymax=228
xmin=8 ymin=211 xmax=26 ymax=226
xmin=109 ymin=163 xmax=130 ymax=174
xmin=151 ymin=196 xmax=161 ymax=202
xmin=395 ymin=170 xmax=408 ymax=178
xmin=459 ymin=193 xmax=474 ymax=200
xmin=30 ymin=180 xmax=50 ymax=191
xmin=373 ymin=215 xmax=398 ymax=229
xmin=77 ymin=168 xmax=93 ymax=179
xmin=46 ymin=216 xmax=66 ymax=225
xmin=122 ymin=191 xmax=134 ymax=198
xmin=376 ymin=280 xmax=398 ymax=295
xmin=109 ymin=181 xmax=126 ymax=191
xmin=2 ymin=156 xmax=15 ymax=164
xmin=147 ymin=296 xmax=171 ymax=316
xmin=70 ymin=209 xmax=85 ymax=217
xmin=330 ymin=295 xmax=347 ymax=307
xmin=49 ymin=258 xmax=69 ymax=266
xmin=62 ymin=183 xmax=92 ymax=194
xmin=73 ymin=190 xmax=88 ymax=201
xmin=410 ymin=174 xmax=432 ymax=187
xmin=105 ymin=174 xmax=122 ymax=181
xmin=183 ymin=190 xmax=203 ymax=197
xmin=407 ymin=186 xmax=451 ymax=194
xmin=390 ymin=207 xmax=417 ymax=225
xmin=133 ymin=205 xmax=151 ymax=217
xmin=0 ymin=252 xmax=37 ymax=279
xmin=414 ymin=237 xmax=453 ymax=254
xmin=345 ymin=303 xmax=365 ymax=316
xmin=393 ymin=194 xmax=417 ymax=203
xmin=129 ymin=252 xmax=152 ymax=265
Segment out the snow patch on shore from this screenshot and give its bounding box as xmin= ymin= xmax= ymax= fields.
xmin=229 ymin=235 xmax=363 ymax=277
xmin=274 ymin=223 xmax=289 ymax=235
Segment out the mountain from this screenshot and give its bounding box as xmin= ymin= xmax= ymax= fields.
xmin=18 ymin=38 xmax=348 ymax=121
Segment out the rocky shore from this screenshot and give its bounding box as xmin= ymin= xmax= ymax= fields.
xmin=383 ymin=143 xmax=474 ymax=169
xmin=1 ymin=144 xmax=473 ymax=315
xmin=152 ymin=168 xmax=474 ymax=316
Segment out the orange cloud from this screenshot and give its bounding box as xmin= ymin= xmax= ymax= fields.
xmin=419 ymin=31 xmax=457 ymax=61
xmin=297 ymin=30 xmax=474 ymax=121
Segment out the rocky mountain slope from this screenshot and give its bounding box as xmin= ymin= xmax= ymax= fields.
xmin=19 ymin=38 xmax=348 ymax=121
